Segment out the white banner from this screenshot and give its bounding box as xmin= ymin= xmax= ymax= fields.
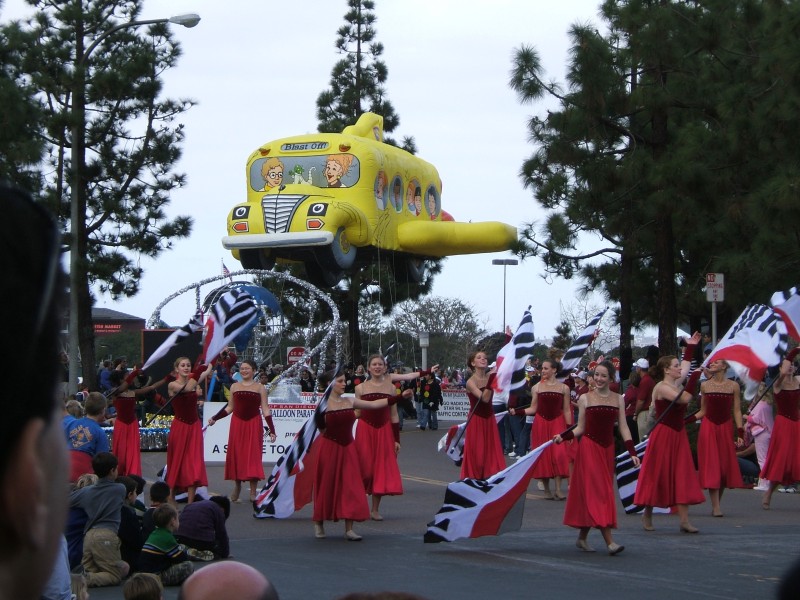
xmin=203 ymin=388 xmax=470 ymax=464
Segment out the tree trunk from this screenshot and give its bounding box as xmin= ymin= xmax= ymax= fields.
xmin=618 ymin=245 xmax=634 ymax=380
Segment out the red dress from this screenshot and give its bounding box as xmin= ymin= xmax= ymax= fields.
xmin=530 ymin=390 xmax=569 ymax=479
xmin=166 ymin=390 xmax=208 ymax=489
xmin=697 ymin=392 xmax=744 ymax=489
xmin=112 ymin=395 xmax=141 ymax=477
xmin=760 ymin=388 xmax=800 ymax=485
xmin=224 ymin=390 xmax=265 ymax=482
xmin=313 ymin=408 xmax=370 ymax=522
xmin=355 ymin=393 xmax=402 ymax=496
xmin=460 ymin=392 xmax=505 ymax=480
xmin=563 ymin=404 xmax=619 ymax=529
xmin=633 ymin=399 xmax=705 ymax=507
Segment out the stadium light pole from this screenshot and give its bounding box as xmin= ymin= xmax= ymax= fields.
xmin=492 ymin=258 xmax=519 ymax=332
xmin=68 ymin=14 xmax=200 ymax=393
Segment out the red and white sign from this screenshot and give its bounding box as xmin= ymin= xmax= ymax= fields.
xmin=286 ymin=346 xmax=307 ymax=365
xmin=706 ymin=273 xmax=725 ymax=302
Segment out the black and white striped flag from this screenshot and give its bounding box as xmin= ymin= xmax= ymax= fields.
xmin=705 ymin=304 xmax=788 ymax=396
xmin=494 ymin=308 xmax=535 ymax=397
xmin=142 ymin=310 xmax=204 ymax=371
xmin=201 ymin=288 xmax=258 ymax=362
xmin=614 ymin=440 xmax=669 ymax=515
xmin=771 ymin=286 xmax=800 ymax=341
xmin=557 ymin=308 xmax=607 ymax=380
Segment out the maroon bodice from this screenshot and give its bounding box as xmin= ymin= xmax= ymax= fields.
xmin=703 ymin=392 xmax=733 ymax=424
xmin=467 ymin=392 xmax=493 ymax=418
xmin=775 ymin=388 xmax=800 ymax=421
xmin=323 ymin=408 xmax=356 ymax=445
xmin=654 ymin=398 xmax=687 ymax=431
xmin=113 ymin=395 xmax=137 ymax=424
xmin=172 ymin=390 xmax=199 ymax=424
xmin=359 ymin=393 xmax=391 ymax=427
xmin=537 ymin=390 xmax=565 ymax=420
xmin=233 ymin=390 xmax=261 ymax=420
xmin=583 ymin=405 xmax=618 ymax=447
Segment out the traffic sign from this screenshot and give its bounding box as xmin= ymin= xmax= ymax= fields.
xmin=706 ymin=273 xmax=724 ymax=302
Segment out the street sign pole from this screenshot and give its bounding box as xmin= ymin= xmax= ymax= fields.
xmin=706 ymin=273 xmax=725 ymax=346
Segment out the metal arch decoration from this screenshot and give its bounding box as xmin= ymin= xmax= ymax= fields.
xmin=147 ymin=269 xmax=342 ymax=390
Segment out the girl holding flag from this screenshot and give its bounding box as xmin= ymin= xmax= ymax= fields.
xmin=760 ymin=349 xmax=800 ymax=509
xmin=207 ymin=359 xmax=277 ymax=503
xmin=461 ymin=351 xmax=506 ymax=481
xmin=634 ymin=353 xmax=705 ymax=533
xmin=554 ymin=360 xmax=639 ymax=555
xmin=689 ymin=357 xmax=745 ymax=516
xmin=165 ymin=357 xmax=213 ymax=504
xmin=314 ymin=369 xmax=402 ymax=540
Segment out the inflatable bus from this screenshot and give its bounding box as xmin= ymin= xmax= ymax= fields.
xmin=222 ymin=112 xmax=517 ymax=286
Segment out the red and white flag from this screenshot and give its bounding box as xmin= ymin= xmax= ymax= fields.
xmin=771 ymin=286 xmax=800 ymax=341
xmin=425 ymin=438 xmax=549 ymax=543
xmin=705 ymin=304 xmax=788 ymax=396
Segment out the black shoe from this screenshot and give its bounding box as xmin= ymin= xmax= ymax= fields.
xmin=420 ymin=428 xmax=426 ymax=431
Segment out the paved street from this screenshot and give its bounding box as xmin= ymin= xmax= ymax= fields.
xmin=89 ymin=426 xmax=800 ymax=600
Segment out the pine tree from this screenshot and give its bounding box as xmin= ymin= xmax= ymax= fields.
xmin=315 ymin=0 xmax=440 ymax=363
xmin=4 ymin=0 xmax=196 ymax=389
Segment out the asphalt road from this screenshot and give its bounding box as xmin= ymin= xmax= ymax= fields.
xmin=88 ymin=425 xmax=800 ymax=600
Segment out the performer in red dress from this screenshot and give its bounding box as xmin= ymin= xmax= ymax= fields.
xmin=354 ymin=354 xmax=428 ymax=521
xmin=166 ymin=357 xmax=213 ymax=504
xmin=761 ymin=351 xmax=800 ymax=509
xmin=313 ymin=370 xmax=401 ymax=541
xmin=691 ymin=358 xmax=744 ymax=516
xmin=634 ymin=354 xmax=705 ymax=533
xmin=554 ymin=361 xmax=639 ymax=555
xmin=461 ymin=351 xmax=506 ymax=481
xmin=108 ymin=367 xmax=169 ymax=477
xmin=510 ymin=358 xmax=571 ymax=499
xmin=208 ymin=359 xmax=277 ymax=503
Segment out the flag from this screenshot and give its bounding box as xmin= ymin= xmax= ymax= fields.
xmin=254 ymin=386 xmax=329 ymax=518
xmin=222 ymin=260 xmax=231 ymax=279
xmin=425 ymin=438 xmax=550 ymax=543
xmin=614 ymin=439 xmax=669 ymax=515
xmin=557 ymin=308 xmax=607 ymax=380
xmin=201 ymin=288 xmax=259 ymax=362
xmin=705 ymin=304 xmax=788 ymax=396
xmin=141 ymin=310 xmax=204 ymax=371
xmin=493 ymin=308 xmax=535 ymax=397
xmin=771 ymin=286 xmax=800 ymax=341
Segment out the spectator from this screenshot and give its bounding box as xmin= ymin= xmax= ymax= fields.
xmin=117 ymin=476 xmax=145 ymax=573
xmin=123 ymin=572 xmax=164 ymax=600
xmin=138 ymin=504 xmax=194 ymax=586
xmin=99 ymin=360 xmax=114 ymax=393
xmin=70 ymin=574 xmax=88 ymax=600
xmin=633 ymin=357 xmax=656 ymax=440
xmin=420 ymin=370 xmax=442 ymax=431
xmin=67 ymin=392 xmax=111 ymax=482
xmin=176 ymin=497 xmax=231 ymax=560
xmin=623 ymin=368 xmax=642 ymax=445
xmin=142 ymin=481 xmax=171 ymax=540
xmin=66 ymin=473 xmax=99 ymax=570
xmin=0 ymin=183 xmax=69 ymax=600
xmin=747 ymin=383 xmax=774 ymax=491
xmin=63 ymin=399 xmax=82 ymax=442
xmin=40 ymin=536 xmax=72 ymax=600
xmin=179 ymin=561 xmax=279 ymax=600
xmin=69 ymin=452 xmax=129 ymax=586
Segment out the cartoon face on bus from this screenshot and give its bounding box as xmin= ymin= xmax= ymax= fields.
xmin=261 ymin=157 xmax=284 ymax=191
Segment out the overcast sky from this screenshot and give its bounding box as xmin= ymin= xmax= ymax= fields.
xmin=4 ymin=0 xmax=616 ymax=340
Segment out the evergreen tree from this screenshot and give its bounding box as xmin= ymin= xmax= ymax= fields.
xmin=551 ymin=320 xmax=572 ymax=354
xmin=315 ymin=0 xmax=440 ymax=363
xmin=510 ymin=0 xmax=800 ymax=354
xmin=4 ymin=0 xmax=196 ymax=389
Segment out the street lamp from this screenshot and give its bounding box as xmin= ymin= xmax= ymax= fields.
xmin=68 ymin=14 xmax=200 ymax=393
xmin=492 ymin=258 xmax=518 ymax=332
xmin=419 ymin=331 xmax=430 ymax=370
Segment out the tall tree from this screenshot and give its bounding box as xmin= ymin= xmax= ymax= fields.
xmin=5 ymin=0 xmax=196 ymax=389
xmin=315 ymin=0 xmax=439 ymax=364
xmin=510 ymin=0 xmax=800 ymax=356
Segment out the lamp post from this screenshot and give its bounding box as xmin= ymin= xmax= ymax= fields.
xmin=419 ymin=331 xmax=430 ymax=370
xmin=68 ymin=13 xmax=200 ymax=393
xmin=491 ymin=258 xmax=518 ymax=332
